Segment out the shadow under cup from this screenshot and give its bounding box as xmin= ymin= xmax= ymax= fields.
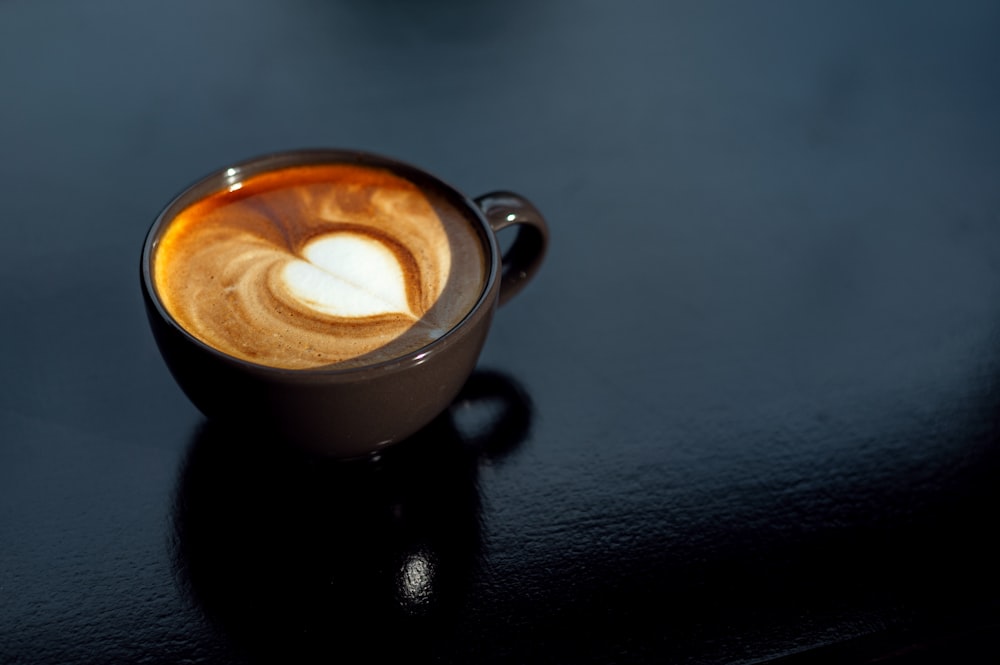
xmin=171 ymin=370 xmax=534 ymax=659
xmin=141 ymin=149 xmax=548 ymax=458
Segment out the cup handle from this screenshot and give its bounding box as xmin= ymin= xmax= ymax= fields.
xmin=474 ymin=191 xmax=550 ymax=306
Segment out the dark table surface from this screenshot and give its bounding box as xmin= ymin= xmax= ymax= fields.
xmin=2 ymin=1 xmax=1000 ymax=663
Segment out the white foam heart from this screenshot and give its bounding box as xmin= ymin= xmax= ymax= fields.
xmin=282 ymin=232 xmax=414 ymax=318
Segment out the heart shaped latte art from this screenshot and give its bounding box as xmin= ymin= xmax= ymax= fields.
xmin=282 ymin=232 xmax=415 ymax=319
xmin=154 ymin=163 xmax=485 ymax=369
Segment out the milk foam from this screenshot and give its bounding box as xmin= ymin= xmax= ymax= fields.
xmin=154 ymin=164 xmax=485 ymax=369
xmin=284 ymin=232 xmax=416 ymax=318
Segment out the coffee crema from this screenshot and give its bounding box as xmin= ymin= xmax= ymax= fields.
xmin=153 ymin=163 xmax=486 ymax=369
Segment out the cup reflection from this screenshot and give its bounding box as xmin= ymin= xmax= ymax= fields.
xmin=170 ymin=370 xmax=532 ymax=661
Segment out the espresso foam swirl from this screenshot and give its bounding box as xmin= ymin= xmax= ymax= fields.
xmin=154 ymin=164 xmax=484 ymax=369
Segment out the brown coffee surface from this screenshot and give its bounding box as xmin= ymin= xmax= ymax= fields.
xmin=153 ymin=163 xmax=486 ymax=369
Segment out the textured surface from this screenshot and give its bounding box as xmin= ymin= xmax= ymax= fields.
xmin=2 ymin=1 xmax=1000 ymax=663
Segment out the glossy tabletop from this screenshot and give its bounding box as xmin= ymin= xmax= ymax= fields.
xmin=2 ymin=1 xmax=999 ymax=663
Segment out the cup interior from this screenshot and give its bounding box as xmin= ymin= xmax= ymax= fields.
xmin=141 ymin=149 xmax=502 ymax=374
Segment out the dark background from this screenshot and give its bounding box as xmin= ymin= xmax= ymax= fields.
xmin=2 ymin=1 xmax=999 ymax=663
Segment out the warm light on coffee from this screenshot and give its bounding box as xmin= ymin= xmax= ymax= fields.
xmin=153 ymin=163 xmax=486 ymax=369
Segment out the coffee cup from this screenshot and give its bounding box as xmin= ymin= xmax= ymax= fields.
xmin=141 ymin=149 xmax=548 ymax=457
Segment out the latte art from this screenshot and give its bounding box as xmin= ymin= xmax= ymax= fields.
xmin=153 ymin=164 xmax=486 ymax=369
xmin=286 ymin=232 xmax=415 ymax=318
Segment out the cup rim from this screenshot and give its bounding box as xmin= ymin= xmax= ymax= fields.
xmin=140 ymin=148 xmax=502 ymax=377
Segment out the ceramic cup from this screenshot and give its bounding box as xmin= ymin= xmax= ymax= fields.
xmin=141 ymin=149 xmax=548 ymax=457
